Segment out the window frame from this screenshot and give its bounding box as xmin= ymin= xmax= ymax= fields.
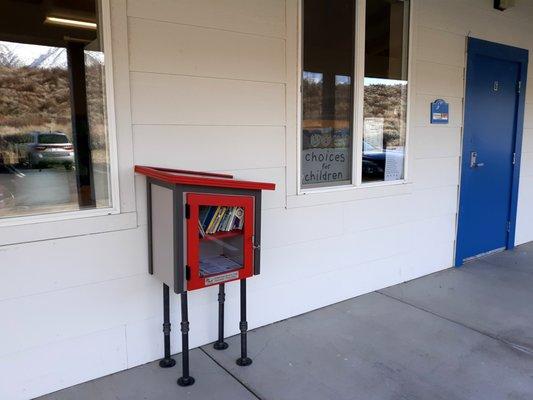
xmin=297 ymin=0 xmax=414 ymax=194
xmin=0 ymin=0 xmax=121 ymax=228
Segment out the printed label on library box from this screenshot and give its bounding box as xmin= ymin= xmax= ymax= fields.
xmin=205 ymin=271 xmax=239 ymax=286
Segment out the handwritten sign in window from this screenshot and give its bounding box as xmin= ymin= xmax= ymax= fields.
xmin=301 ymin=148 xmax=351 ymax=186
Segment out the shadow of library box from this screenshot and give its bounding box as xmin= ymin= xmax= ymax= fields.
xmin=135 ymin=166 xmax=275 ymax=387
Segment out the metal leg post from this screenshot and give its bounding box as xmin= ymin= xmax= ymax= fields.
xmin=159 ymin=283 xmax=176 ymax=368
xmin=177 ymin=292 xmax=195 ymax=386
xmin=236 ymin=279 xmax=252 ymax=366
xmin=213 ymin=283 xmax=229 ymax=350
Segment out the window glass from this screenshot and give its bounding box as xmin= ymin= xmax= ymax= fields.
xmin=198 ymin=205 xmax=244 ymax=278
xmin=301 ymin=0 xmax=355 ymax=188
xmin=0 ymin=0 xmax=112 ymax=219
xmin=363 ymin=0 xmax=409 ymax=182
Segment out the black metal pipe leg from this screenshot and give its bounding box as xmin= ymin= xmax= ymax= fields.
xmin=177 ymin=292 xmax=195 ymax=387
xmin=236 ymin=279 xmax=252 ymax=366
xmin=213 ymin=283 xmax=229 ymax=350
xmin=159 ymin=284 xmax=176 ymax=368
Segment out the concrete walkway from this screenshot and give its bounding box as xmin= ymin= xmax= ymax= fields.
xmin=39 ymin=243 xmax=533 ymax=400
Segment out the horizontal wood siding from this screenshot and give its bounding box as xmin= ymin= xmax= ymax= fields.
xmin=131 ymin=72 xmax=286 ymax=126
xmin=129 ymin=18 xmax=286 ymax=82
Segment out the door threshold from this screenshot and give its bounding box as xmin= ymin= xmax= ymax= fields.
xmin=463 ymin=247 xmax=506 ymax=264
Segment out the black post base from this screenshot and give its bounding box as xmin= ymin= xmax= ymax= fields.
xmin=160 ymin=284 xmax=175 ymax=369
xmin=213 ymin=341 xmax=229 ymax=350
xmin=236 ymin=357 xmax=253 ymax=367
xmin=177 ymin=376 xmax=195 ymax=387
xmin=236 ymin=279 xmax=252 ymax=367
xmin=159 ymin=358 xmax=176 ymax=368
xmin=178 ymin=292 xmax=194 ymax=387
xmin=215 ymin=283 xmax=228 ymax=351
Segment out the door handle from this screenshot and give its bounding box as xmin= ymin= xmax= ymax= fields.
xmin=470 ymin=151 xmax=485 ymax=168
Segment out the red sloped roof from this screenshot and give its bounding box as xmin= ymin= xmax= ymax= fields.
xmin=134 ymin=166 xmax=276 ymax=191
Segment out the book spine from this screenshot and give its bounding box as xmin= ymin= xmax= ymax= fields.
xmin=206 ymin=206 xmax=221 ymax=234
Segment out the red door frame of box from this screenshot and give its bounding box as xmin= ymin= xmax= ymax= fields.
xmin=186 ymin=193 xmax=255 ymax=290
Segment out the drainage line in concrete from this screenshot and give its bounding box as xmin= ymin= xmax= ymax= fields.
xmin=199 ymin=347 xmax=263 ymax=400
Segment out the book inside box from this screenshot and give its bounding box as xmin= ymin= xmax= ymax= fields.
xmin=198 ymin=205 xmax=245 ymax=277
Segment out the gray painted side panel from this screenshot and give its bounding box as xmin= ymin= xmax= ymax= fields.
xmin=151 ymin=184 xmax=175 ymax=288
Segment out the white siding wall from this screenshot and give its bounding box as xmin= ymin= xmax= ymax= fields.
xmin=1 ymin=1 xmax=533 ymax=398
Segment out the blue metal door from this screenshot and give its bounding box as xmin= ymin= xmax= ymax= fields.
xmin=456 ymin=39 xmax=527 ymax=266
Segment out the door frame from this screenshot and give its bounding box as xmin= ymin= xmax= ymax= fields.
xmin=455 ymin=37 xmax=529 ymax=267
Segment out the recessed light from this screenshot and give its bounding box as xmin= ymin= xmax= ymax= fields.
xmin=45 ymin=16 xmax=97 ymax=30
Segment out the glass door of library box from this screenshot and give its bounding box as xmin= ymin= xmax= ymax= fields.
xmin=186 ymin=193 xmax=255 ymax=290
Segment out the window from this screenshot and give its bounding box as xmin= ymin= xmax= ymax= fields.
xmin=0 ymin=0 xmax=113 ymax=219
xmin=301 ymin=0 xmax=355 ymax=188
xmin=300 ymin=0 xmax=410 ymax=189
xmin=363 ymin=0 xmax=409 ymax=182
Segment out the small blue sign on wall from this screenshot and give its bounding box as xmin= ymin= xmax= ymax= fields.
xmin=430 ymin=99 xmax=449 ymax=124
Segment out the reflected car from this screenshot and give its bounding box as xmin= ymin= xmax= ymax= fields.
xmin=17 ymin=132 xmax=75 ymax=170
xmin=362 ymin=141 xmax=404 ymax=179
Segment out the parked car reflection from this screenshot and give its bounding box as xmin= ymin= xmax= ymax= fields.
xmin=5 ymin=131 xmax=75 ymax=170
xmin=362 ymin=141 xmax=404 ymax=181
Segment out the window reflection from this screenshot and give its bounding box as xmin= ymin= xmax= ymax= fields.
xmin=363 ymin=78 xmax=407 ymax=182
xmin=363 ymin=0 xmax=409 ymax=183
xmin=0 ymin=0 xmax=111 ymax=219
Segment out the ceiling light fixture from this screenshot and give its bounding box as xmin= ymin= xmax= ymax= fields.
xmin=45 ymin=16 xmax=97 ymax=30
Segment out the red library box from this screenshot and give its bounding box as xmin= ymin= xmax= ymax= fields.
xmin=135 ymin=165 xmax=275 ymax=386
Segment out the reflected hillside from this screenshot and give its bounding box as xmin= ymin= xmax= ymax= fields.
xmin=0 ymin=41 xmax=107 ymax=164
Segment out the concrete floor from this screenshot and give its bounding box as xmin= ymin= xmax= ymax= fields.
xmin=39 ymin=243 xmax=533 ymax=400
